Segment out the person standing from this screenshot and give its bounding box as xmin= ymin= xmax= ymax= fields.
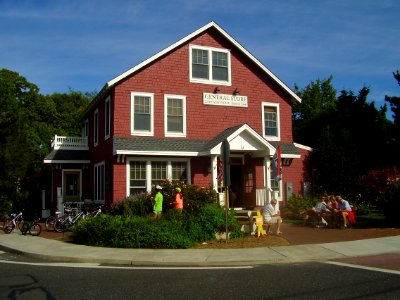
xmin=153 ymin=185 xmax=163 ymax=218
xmin=173 ymin=187 xmax=184 ymax=210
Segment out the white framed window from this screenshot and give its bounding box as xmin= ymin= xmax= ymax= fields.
xmin=129 ymin=161 xmax=147 ymax=195
xmin=105 ymin=96 xmax=111 ymax=139
xmin=94 ymin=161 xmax=105 ymax=203
xmin=94 ymin=109 xmax=99 ymax=146
xmin=190 ymin=45 xmax=231 ymax=85
xmin=164 ymin=94 xmax=186 ymax=137
xmin=82 ymin=119 xmax=89 ymax=139
xmin=151 ymin=161 xmax=167 ymax=187
xmin=131 ymin=92 xmax=154 ymax=136
xmin=265 ymin=158 xmax=282 ymax=201
xmin=126 ymin=158 xmax=190 ymax=196
xmin=262 ymin=102 xmax=280 ymax=141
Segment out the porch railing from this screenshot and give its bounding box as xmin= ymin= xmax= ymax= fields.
xmin=52 ymin=135 xmax=88 ymax=150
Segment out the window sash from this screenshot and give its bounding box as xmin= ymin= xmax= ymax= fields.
xmin=105 ymin=98 xmax=110 ymax=138
xmin=151 ymin=161 xmax=167 ymax=186
xmin=167 ymin=98 xmax=183 ymax=132
xmin=133 ymin=94 xmax=152 ymax=133
xmin=94 ymin=163 xmax=105 ymax=202
xmin=192 ymin=49 xmax=209 ymax=79
xmin=212 ymin=51 xmax=228 ymax=81
xmin=130 ymin=161 xmax=147 ymax=195
xmin=94 ymin=110 xmax=99 ymax=145
xmin=190 ymin=46 xmax=230 ymax=84
xmin=172 ymin=162 xmax=187 ymax=181
xmin=264 ymin=107 xmax=278 ymax=137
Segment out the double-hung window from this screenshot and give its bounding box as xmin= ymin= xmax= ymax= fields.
xmin=94 ymin=109 xmax=99 ymax=146
xmin=105 ymin=96 xmax=111 ymax=139
xmin=127 ymin=159 xmax=189 ymax=196
xmin=94 ymin=161 xmax=105 ymax=203
xmin=262 ymin=102 xmax=280 ymax=140
xmin=164 ymin=95 xmax=186 ymax=137
xmin=190 ymin=45 xmax=231 ymax=85
xmin=129 ymin=161 xmax=147 ymax=195
xmin=131 ymin=92 xmax=154 ymax=136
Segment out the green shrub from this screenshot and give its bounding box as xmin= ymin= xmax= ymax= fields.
xmin=110 ymin=193 xmax=152 ymax=217
xmin=285 ymin=194 xmax=318 ymax=219
xmin=71 ymin=203 xmax=243 ymax=248
xmin=381 ymin=181 xmax=400 ymax=226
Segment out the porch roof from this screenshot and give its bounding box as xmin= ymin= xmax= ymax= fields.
xmin=114 ymin=124 xmax=300 ymax=158
xmin=43 ymin=149 xmax=90 ymax=164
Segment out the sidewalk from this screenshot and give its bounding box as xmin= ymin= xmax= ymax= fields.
xmin=1 ymin=224 xmax=400 ymax=267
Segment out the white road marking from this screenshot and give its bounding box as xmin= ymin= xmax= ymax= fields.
xmin=0 ymin=259 xmax=253 ymax=270
xmin=326 ymin=261 xmax=400 ymax=275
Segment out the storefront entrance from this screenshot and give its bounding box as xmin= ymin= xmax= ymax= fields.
xmin=63 ymin=170 xmax=81 ymax=202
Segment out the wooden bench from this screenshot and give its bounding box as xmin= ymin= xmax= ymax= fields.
xmin=234 ymin=210 xmax=259 ymax=234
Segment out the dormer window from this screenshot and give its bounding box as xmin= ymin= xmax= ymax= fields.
xmin=190 ymin=45 xmax=231 ymax=85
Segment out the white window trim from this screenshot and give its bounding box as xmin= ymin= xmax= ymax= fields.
xmin=94 ymin=161 xmax=105 ymax=204
xmin=126 ymin=158 xmax=191 ymax=196
xmin=189 ymin=45 xmax=232 ymax=86
xmin=105 ymin=96 xmax=111 ymax=140
xmin=94 ymin=109 xmax=99 ymax=146
xmin=83 ymin=119 xmax=89 ymax=139
xmin=62 ymin=169 xmax=82 ymax=203
xmin=164 ymin=94 xmax=186 ymax=137
xmin=131 ymin=92 xmax=154 ymax=136
xmin=264 ymin=158 xmax=282 ymax=202
xmin=261 ymin=101 xmax=280 ymax=141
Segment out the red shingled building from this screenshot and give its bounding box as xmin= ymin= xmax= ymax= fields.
xmin=44 ymin=21 xmax=312 ymax=212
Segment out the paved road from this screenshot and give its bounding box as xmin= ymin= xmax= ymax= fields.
xmin=1 ymin=260 xmax=399 ymax=299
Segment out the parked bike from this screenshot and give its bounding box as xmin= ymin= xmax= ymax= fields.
xmin=21 ymin=215 xmax=42 ymax=236
xmin=3 ymin=212 xmax=24 ymax=234
xmin=45 ymin=204 xmax=80 ymax=231
xmin=53 ymin=210 xmax=86 ymax=233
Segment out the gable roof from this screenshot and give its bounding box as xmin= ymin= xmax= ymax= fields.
xmin=104 ymin=21 xmax=301 ymax=103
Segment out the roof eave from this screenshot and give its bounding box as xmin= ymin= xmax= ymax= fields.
xmin=104 ymin=21 xmax=301 ymax=103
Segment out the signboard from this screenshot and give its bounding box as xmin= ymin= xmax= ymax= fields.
xmin=203 ymin=93 xmax=248 ymax=107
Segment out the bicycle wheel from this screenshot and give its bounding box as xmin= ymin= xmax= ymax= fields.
xmin=45 ymin=216 xmax=56 ymax=231
xmin=54 ymin=220 xmax=66 ymax=233
xmin=30 ymin=223 xmax=42 ymax=236
xmin=21 ymin=222 xmax=29 ymax=235
xmin=17 ymin=219 xmax=25 ymax=232
xmin=3 ymin=219 xmax=15 ymax=234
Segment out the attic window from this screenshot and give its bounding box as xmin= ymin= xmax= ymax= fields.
xmin=190 ymin=45 xmax=231 ymax=85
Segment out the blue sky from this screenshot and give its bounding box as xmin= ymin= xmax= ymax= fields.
xmin=1 ymin=0 xmax=399 ymax=117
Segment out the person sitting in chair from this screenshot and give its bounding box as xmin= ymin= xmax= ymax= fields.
xmin=263 ymin=199 xmax=282 ymax=235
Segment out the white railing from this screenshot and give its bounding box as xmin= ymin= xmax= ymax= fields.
xmin=52 ymin=135 xmax=88 ymax=150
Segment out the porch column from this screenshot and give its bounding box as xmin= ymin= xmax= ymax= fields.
xmin=211 ymin=155 xmax=218 ymax=192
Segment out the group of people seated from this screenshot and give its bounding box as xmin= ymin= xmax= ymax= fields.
xmin=303 ymin=195 xmax=356 ymax=228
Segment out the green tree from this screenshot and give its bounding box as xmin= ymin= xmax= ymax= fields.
xmin=293 ymin=76 xmax=337 ymax=146
xmin=385 ymin=71 xmax=400 ymax=127
xmin=0 ymin=69 xmax=92 ymax=212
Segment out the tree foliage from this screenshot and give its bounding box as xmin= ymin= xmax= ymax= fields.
xmin=293 ymin=76 xmax=395 ymax=199
xmin=0 ymin=69 xmax=92 ymax=212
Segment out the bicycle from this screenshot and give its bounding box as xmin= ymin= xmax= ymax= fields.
xmin=45 ymin=205 xmax=80 ymax=231
xmin=3 ymin=212 xmax=25 ymax=234
xmin=85 ymin=206 xmax=103 ymax=219
xmin=54 ymin=210 xmax=86 ymax=233
xmin=21 ymin=215 xmax=42 ymax=236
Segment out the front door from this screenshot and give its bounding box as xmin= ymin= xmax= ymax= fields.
xmin=63 ymin=170 xmax=81 ymax=202
xmin=230 ymin=164 xmax=243 ymax=207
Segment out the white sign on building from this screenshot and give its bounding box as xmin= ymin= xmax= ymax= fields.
xmin=203 ymin=93 xmax=248 ymax=107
